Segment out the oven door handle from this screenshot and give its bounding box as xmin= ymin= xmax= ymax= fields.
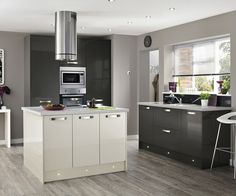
xmin=61 ymin=94 xmax=84 ymax=97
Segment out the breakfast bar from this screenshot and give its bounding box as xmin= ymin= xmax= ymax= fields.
xmin=22 ymin=106 xmax=128 ymax=183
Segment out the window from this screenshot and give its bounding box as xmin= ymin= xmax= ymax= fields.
xmin=173 ymin=37 xmax=230 ymax=93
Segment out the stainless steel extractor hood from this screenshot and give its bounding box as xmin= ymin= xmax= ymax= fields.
xmin=55 ymin=11 xmax=77 ymax=61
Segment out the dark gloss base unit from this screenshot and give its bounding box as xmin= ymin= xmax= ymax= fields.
xmin=139 ymin=105 xmax=231 ymax=169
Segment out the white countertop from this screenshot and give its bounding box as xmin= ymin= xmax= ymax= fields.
xmin=138 ymin=102 xmax=232 ymax=112
xmin=0 ymin=109 xmax=10 ymax=113
xmin=22 ymin=106 xmax=129 ymax=116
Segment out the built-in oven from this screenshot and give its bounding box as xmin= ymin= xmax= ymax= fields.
xmin=60 ymin=94 xmax=84 ymax=107
xmin=60 ymin=67 xmax=86 ymax=94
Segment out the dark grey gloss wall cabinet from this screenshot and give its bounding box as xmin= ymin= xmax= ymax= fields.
xmin=25 ymin=35 xmax=111 ymax=106
xmin=139 ymin=105 xmax=231 ymax=169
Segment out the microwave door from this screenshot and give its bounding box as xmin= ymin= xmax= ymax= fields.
xmin=62 ymin=72 xmax=80 ymax=85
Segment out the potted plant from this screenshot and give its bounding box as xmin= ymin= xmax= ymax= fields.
xmin=200 ymin=92 xmax=210 ymax=107
xmin=221 ymin=78 xmax=230 ymax=94
xmin=0 ymin=85 xmax=11 ymax=107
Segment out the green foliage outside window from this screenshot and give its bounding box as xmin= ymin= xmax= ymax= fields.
xmin=195 ymin=77 xmax=213 ymax=92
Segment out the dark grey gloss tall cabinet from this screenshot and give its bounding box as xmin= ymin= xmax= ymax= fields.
xmin=24 ymin=35 xmax=59 ymax=106
xmin=24 ymin=35 xmax=111 ymax=106
xmin=83 ymin=39 xmax=111 ymax=105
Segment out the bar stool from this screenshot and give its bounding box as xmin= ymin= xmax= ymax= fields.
xmin=210 ymin=112 xmax=236 ymax=179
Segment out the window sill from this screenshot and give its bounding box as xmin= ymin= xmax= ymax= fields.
xmin=162 ymin=91 xmax=231 ymax=97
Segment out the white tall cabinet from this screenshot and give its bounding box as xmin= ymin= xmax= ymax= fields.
xmin=22 ymin=107 xmax=128 ymax=183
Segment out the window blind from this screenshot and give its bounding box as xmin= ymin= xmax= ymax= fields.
xmin=173 ymin=37 xmax=230 ymax=77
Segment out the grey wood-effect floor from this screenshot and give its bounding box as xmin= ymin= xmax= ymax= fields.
xmin=1 ymin=141 xmax=236 ymax=196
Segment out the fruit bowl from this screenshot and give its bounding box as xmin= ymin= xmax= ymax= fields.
xmin=43 ymin=104 xmax=65 ymax=111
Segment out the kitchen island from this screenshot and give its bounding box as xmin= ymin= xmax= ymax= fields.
xmin=138 ymin=102 xmax=231 ymax=169
xmin=22 ymin=106 xmax=128 ymax=183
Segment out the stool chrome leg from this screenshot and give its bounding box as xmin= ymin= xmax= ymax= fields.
xmin=234 ymin=161 xmax=236 ymax=179
xmin=233 ymin=124 xmax=236 ymax=179
xmin=211 ymin=123 xmax=221 ymax=170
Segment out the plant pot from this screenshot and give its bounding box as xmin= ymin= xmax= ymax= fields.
xmin=201 ymin=100 xmax=208 ymax=107
xmin=221 ymin=88 xmax=228 ymax=94
xmin=0 ymin=96 xmax=3 ymax=107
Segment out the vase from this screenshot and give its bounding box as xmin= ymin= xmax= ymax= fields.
xmin=201 ymin=100 xmax=208 ymax=107
xmin=0 ymin=96 xmax=3 ymax=107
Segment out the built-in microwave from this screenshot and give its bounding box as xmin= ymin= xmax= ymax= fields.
xmin=60 ymin=67 xmax=86 ymax=94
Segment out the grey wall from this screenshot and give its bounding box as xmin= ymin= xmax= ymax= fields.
xmin=110 ymin=35 xmax=138 ymax=135
xmin=0 ymin=32 xmax=27 ymax=140
xmin=138 ymin=51 xmax=150 ymax=102
xmin=1 ymin=32 xmax=138 ymax=140
xmin=137 ymin=11 xmax=236 ymax=111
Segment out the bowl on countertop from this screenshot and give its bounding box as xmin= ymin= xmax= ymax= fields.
xmin=43 ymin=104 xmax=65 ymax=111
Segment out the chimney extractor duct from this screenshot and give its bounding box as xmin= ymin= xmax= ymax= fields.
xmin=55 ymin=11 xmax=77 ymax=61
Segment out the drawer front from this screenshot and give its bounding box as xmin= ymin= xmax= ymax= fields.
xmin=155 ymin=108 xmax=181 ymax=130
xmin=139 ymin=105 xmax=153 ymax=111
xmin=139 ymin=143 xmax=203 ymax=168
xmin=154 ymin=126 xmax=182 ymax=151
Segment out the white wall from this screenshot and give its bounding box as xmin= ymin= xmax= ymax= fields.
xmin=110 ymin=34 xmax=138 ymax=135
xmin=137 ymin=11 xmax=236 ymax=111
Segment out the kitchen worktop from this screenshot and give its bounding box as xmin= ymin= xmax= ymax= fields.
xmin=22 ymin=106 xmax=129 ymax=116
xmin=138 ymin=102 xmax=231 ymax=112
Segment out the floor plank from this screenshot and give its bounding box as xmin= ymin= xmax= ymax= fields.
xmin=0 ymin=141 xmax=236 ymax=196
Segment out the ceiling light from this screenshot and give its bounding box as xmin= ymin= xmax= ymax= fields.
xmin=169 ymin=7 xmax=176 ymax=11
xmin=145 ymin=16 xmax=151 ymax=19
xmin=81 ymin=26 xmax=86 ymax=30
xmin=108 ymin=0 xmax=115 ymax=2
xmin=108 ymin=28 xmax=112 ymax=32
xmin=127 ymin=21 xmax=133 ymax=25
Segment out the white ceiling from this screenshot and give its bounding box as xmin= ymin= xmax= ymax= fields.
xmin=0 ymin=0 xmax=236 ymax=36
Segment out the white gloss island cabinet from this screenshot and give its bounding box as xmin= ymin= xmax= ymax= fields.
xmin=44 ymin=115 xmax=73 ymax=171
xmin=73 ymin=114 xmax=99 ymax=167
xmin=22 ymin=107 xmax=128 ymax=183
xmin=100 ymin=113 xmax=126 ymax=164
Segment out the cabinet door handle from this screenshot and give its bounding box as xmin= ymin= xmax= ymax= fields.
xmin=50 ymin=117 xmax=67 ymax=121
xmin=146 ymin=107 xmax=150 ymax=110
xmin=106 ymin=114 xmax=121 ymax=118
xmin=164 ymin=109 xmax=171 ymax=112
xmin=187 ymin=112 xmax=196 ymax=115
xmin=162 ymin=129 xmax=171 ymax=134
xmin=79 ymin=116 xmax=94 ymax=120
